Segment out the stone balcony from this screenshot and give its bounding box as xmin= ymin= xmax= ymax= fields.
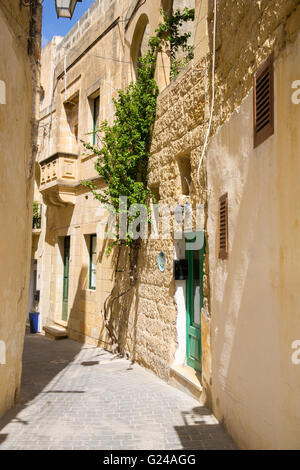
xmin=39 ymin=152 xmax=78 ymax=206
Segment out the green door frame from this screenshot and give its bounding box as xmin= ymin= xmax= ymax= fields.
xmin=185 ymin=231 xmax=205 ymax=372
xmin=89 ymin=234 xmax=97 ymax=290
xmin=62 ymin=236 xmax=70 ymax=321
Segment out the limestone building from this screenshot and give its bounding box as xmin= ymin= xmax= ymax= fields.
xmin=0 ymin=0 xmax=42 ymax=417
xmin=35 ymin=0 xmax=300 ymax=449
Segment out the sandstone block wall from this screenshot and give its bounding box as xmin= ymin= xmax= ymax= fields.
xmin=0 ymin=0 xmax=42 ymax=417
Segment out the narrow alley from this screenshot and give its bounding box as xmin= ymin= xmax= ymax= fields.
xmin=0 ymin=331 xmax=235 ymax=450
xmin=1 ymin=0 xmax=299 ymax=451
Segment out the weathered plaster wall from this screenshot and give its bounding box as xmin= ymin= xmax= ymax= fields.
xmin=207 ymin=33 xmax=300 ymax=450
xmin=0 ymin=1 xmax=42 ymax=417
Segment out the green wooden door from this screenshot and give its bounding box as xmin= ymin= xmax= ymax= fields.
xmin=62 ymin=236 xmax=70 ymax=321
xmin=186 ymin=232 xmax=205 ymax=372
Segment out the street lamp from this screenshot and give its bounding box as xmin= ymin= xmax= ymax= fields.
xmin=55 ymin=0 xmax=82 ymax=19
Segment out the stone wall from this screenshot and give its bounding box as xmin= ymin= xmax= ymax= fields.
xmin=55 ymin=0 xmax=123 ymax=61
xmin=0 ymin=0 xmax=42 ymax=417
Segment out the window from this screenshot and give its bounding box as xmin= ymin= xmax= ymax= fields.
xmin=89 ymin=234 xmax=97 ymax=289
xmin=93 ymin=96 xmax=100 ymax=145
xmin=176 ymin=155 xmax=192 ymax=196
xmin=253 ymin=53 xmax=274 ymax=148
xmin=219 ymin=193 xmax=228 ymax=260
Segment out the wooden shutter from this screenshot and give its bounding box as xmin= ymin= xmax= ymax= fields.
xmin=219 ymin=193 xmax=228 ymax=260
xmin=253 ymin=53 xmax=274 ymax=148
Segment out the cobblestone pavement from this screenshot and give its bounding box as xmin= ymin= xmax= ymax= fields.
xmin=0 ymin=331 xmax=236 ymax=450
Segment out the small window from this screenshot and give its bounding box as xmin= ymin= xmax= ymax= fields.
xmin=150 ymin=184 xmax=160 ymax=203
xmin=253 ymin=53 xmax=274 ymax=148
xmin=219 ymin=193 xmax=228 ymax=260
xmin=176 ymin=155 xmax=192 ymax=196
xmin=89 ymin=234 xmax=97 ymax=289
xmin=93 ymin=96 xmax=100 ymax=145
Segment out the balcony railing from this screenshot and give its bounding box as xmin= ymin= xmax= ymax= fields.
xmin=39 ymin=152 xmax=78 ymax=206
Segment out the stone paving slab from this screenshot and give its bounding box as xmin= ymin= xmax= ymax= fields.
xmin=0 ymin=331 xmax=237 ymax=450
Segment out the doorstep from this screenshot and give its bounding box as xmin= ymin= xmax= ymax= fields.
xmin=54 ymin=319 xmax=68 ymax=328
xmin=43 ymin=324 xmax=68 ymax=340
xmin=169 ymin=364 xmax=203 ymax=402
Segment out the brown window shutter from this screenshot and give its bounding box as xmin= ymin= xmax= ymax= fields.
xmin=219 ymin=193 xmax=228 ymax=260
xmin=253 ymin=53 xmax=274 ymax=148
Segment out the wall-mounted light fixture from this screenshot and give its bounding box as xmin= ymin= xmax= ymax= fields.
xmin=55 ymin=0 xmax=82 ymax=19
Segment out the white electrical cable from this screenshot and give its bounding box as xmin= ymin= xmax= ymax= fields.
xmin=197 ymin=0 xmax=217 ymax=180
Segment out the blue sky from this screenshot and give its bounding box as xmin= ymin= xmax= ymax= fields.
xmin=42 ymin=0 xmax=95 ymax=47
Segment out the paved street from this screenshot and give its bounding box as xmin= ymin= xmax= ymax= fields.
xmin=0 ymin=331 xmax=236 ymax=450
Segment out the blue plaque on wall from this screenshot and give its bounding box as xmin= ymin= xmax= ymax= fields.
xmin=158 ymin=252 xmax=167 ymax=272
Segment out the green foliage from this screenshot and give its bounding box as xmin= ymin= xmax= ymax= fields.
xmin=33 ymin=201 xmax=40 ymax=218
xmin=82 ymin=7 xmax=195 ymax=252
xmin=155 ymin=7 xmax=195 ymax=78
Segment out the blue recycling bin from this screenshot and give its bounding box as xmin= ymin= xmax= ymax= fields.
xmin=29 ymin=312 xmax=39 ymax=334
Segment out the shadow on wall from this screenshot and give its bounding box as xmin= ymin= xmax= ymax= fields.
xmin=100 ymin=243 xmax=140 ymax=359
xmin=65 ymin=238 xmax=127 ymax=353
xmin=67 ymin=264 xmax=109 ymax=348
xmin=61 ymin=226 xmax=142 ymax=364
xmin=44 ymin=204 xmax=75 ymax=249
xmin=0 ymin=331 xmax=83 ymax=445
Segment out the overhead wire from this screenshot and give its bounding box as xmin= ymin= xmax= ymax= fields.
xmin=197 ymin=0 xmax=217 ymax=180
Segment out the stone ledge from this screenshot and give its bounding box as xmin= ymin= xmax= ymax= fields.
xmin=169 ymin=364 xmax=203 ymax=402
xmin=43 ymin=325 xmax=68 ymax=340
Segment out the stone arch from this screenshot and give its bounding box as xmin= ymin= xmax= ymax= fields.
xmin=130 ymin=13 xmax=150 ymax=79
